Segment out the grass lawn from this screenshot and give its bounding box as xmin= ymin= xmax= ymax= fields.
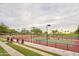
xmin=24 ymin=44 xmax=61 ymax=56
xmin=0 ymin=38 xmax=6 ymax=42
xmin=7 ymin=43 xmax=42 ymax=56
xmin=0 ymin=46 xmax=9 ymax=56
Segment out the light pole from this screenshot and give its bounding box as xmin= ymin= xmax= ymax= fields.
xmin=46 ymin=24 xmax=51 ymax=46
xmin=30 ymin=30 xmax=34 ymax=43
xmin=16 ymin=29 xmax=19 ymax=43
xmin=31 ymin=31 xmax=32 ymax=43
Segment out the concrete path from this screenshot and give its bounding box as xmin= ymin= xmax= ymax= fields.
xmin=24 ymin=41 xmax=79 ymax=56
xmin=14 ymin=43 xmax=53 ymax=56
xmin=0 ymin=42 xmax=24 ymax=56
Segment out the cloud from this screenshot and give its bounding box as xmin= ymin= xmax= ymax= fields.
xmin=0 ymin=3 xmax=79 ymax=31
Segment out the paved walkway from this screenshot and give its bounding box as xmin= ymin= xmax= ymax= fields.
xmin=15 ymin=43 xmax=53 ymax=56
xmin=0 ymin=42 xmax=24 ymax=56
xmin=24 ymin=41 xmax=79 ymax=56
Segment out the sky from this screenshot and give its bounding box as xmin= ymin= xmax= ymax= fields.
xmin=0 ymin=3 xmax=79 ymax=32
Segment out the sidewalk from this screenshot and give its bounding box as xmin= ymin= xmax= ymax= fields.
xmin=24 ymin=41 xmax=79 ymax=56
xmin=0 ymin=42 xmax=24 ymax=56
xmin=15 ymin=43 xmax=53 ymax=56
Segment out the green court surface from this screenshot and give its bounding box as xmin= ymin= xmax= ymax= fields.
xmin=32 ymin=38 xmax=74 ymax=45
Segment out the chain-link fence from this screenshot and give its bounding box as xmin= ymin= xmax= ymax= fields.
xmin=0 ymin=33 xmax=79 ymax=53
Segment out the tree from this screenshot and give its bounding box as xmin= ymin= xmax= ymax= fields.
xmin=31 ymin=27 xmax=42 ymax=35
xmin=0 ymin=23 xmax=18 ymax=35
xmin=51 ymin=30 xmax=58 ymax=34
xmin=51 ymin=29 xmax=60 ymax=37
xmin=74 ymin=25 xmax=79 ymax=39
xmin=0 ymin=23 xmax=9 ymax=34
xmin=42 ymin=31 xmax=48 ymax=37
xmin=20 ymin=28 xmax=30 ymax=35
xmin=8 ymin=29 xmax=18 ymax=35
xmin=20 ymin=28 xmax=26 ymax=35
xmin=25 ymin=30 xmax=30 ymax=35
xmin=75 ymin=25 xmax=79 ymax=34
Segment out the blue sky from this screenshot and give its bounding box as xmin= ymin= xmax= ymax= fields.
xmin=0 ymin=3 xmax=79 ymax=32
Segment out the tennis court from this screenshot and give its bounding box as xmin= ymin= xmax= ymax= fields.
xmin=5 ymin=35 xmax=79 ymax=53
xmin=31 ymin=37 xmax=79 ymax=52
